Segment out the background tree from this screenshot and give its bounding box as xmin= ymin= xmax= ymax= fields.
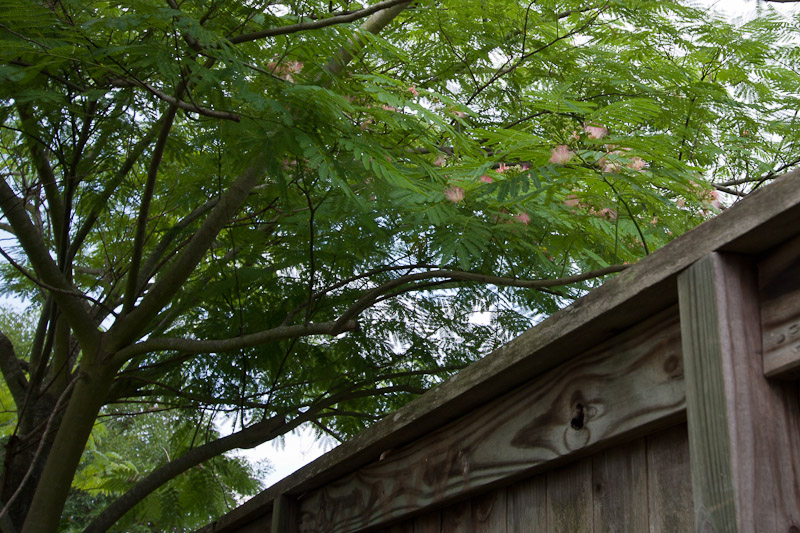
xmin=0 ymin=0 xmax=798 ymax=531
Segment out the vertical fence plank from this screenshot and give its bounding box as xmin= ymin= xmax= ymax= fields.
xmin=271 ymin=494 xmax=297 ymax=533
xmin=472 ymin=488 xmax=506 ymax=532
xmin=546 ymin=457 xmax=592 ymax=532
xmin=414 ymin=510 xmax=441 ymax=533
xmin=592 ymin=439 xmax=648 ymax=532
xmin=506 ymin=475 xmax=546 ymax=532
xmin=646 ymin=425 xmax=693 ymax=533
xmin=441 ymin=501 xmax=471 ymax=533
xmin=678 ymin=252 xmax=800 ymax=531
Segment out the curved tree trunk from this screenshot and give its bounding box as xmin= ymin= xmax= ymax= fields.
xmin=20 ymin=363 xmax=116 ymax=533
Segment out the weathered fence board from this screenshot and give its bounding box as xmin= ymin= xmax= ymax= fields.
xmin=470 ymin=489 xmax=505 ymax=532
xmin=413 ymin=512 xmax=440 ymax=533
xmin=679 ymin=253 xmax=800 ymax=531
xmin=591 ymin=439 xmax=648 ymax=532
xmin=759 ymin=233 xmax=800 ymax=378
xmin=546 ymin=458 xmax=593 ymax=532
xmin=380 ymin=424 xmax=693 ymax=533
xmin=296 ymin=308 xmax=685 ymax=533
xmin=505 ymin=476 xmax=546 ymax=532
xmin=645 ymin=425 xmax=692 ymax=532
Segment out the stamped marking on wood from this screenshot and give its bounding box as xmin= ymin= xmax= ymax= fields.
xmin=760 ymin=234 xmax=800 ymax=377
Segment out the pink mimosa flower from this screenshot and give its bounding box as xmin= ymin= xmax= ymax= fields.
xmin=496 ymin=163 xmax=508 ymax=173
xmin=628 ymin=156 xmax=646 ymax=171
xmin=286 ymin=60 xmax=303 ymax=74
xmin=709 ymin=189 xmax=722 ymax=210
xmin=514 ymin=212 xmax=531 ymax=224
xmin=480 ymin=174 xmax=493 ymax=183
xmin=549 ymin=145 xmax=574 ymax=164
xmin=564 ymin=194 xmax=580 ymax=207
xmin=597 ymin=208 xmax=617 ymax=221
xmin=433 ymin=154 xmax=445 ymax=167
xmin=408 ymin=85 xmax=419 ymax=97
xmin=444 ymin=186 xmax=465 ymax=203
xmin=584 ymin=123 xmax=608 ymax=140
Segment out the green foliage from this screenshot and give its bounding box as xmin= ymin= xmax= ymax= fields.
xmin=63 ymin=411 xmax=267 ymax=531
xmin=0 ymin=0 xmax=798 ymax=530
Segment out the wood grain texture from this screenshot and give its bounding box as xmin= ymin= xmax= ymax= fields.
xmin=679 ymin=252 xmax=800 ymax=532
xmin=441 ymin=501 xmax=471 ymax=532
xmin=646 ymin=425 xmax=693 ymax=533
xmin=413 ymin=511 xmax=440 ymax=533
xmin=591 ymin=439 xmax=648 ymax=533
xmin=546 ymin=458 xmax=592 ymax=532
xmin=470 ymin=489 xmax=506 ymax=532
xmin=202 ymin=172 xmax=800 ymax=533
xmin=230 ymin=513 xmax=271 ymax=533
xmin=371 ymin=521 xmax=415 ymax=533
xmin=296 ymin=308 xmax=685 ymax=533
xmin=271 ymin=494 xmax=296 ymax=533
xmin=759 ymin=233 xmax=800 ymax=378
xmin=506 ymin=476 xmax=546 ymax=532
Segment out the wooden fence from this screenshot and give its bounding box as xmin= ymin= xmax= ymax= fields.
xmin=201 ymin=170 xmax=800 ymax=533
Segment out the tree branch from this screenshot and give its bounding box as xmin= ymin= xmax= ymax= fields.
xmin=333 ymin=264 xmax=628 ymax=331
xmin=320 ymin=1 xmax=412 ymax=79
xmin=465 ymin=2 xmax=608 ymax=106
xmin=281 ymin=263 xmax=439 ymax=326
xmin=107 ymin=155 xmax=269 ymax=352
xmin=85 ymin=376 xmax=431 ymax=532
xmin=0 ymin=180 xmax=100 ymax=354
xmin=109 ymin=77 xmax=241 ymax=122
xmin=123 ymin=98 xmax=182 ymax=313
xmin=229 ymin=0 xmax=412 ymax=44
xmin=713 ymin=183 xmax=747 ymax=197
xmin=0 ymin=331 xmax=28 ymax=410
xmin=16 ymin=106 xmax=66 ymax=252
xmin=83 ymin=414 xmax=286 ymax=533
xmin=66 ymin=124 xmax=160 ymax=265
xmin=115 ymin=320 xmax=358 ymax=361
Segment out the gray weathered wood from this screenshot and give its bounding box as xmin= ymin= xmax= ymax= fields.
xmin=296 ymin=308 xmax=685 ymax=532
xmin=646 ymin=425 xmax=693 ymax=533
xmin=201 ymin=171 xmax=800 ymax=533
xmin=471 ymin=489 xmax=506 ymax=532
xmin=759 ymin=233 xmax=800 ymax=378
xmin=230 ymin=513 xmax=271 ymax=533
xmin=271 ymin=494 xmax=296 ymax=533
xmin=506 ymin=476 xmax=546 ymax=532
xmin=387 ymin=522 xmax=415 ymax=533
xmin=441 ymin=501 xmax=471 ymax=533
xmin=413 ymin=511 xmax=441 ymax=533
xmin=678 ymin=252 xmax=800 ymax=532
xmin=592 ymin=439 xmax=648 ymax=532
xmin=547 ymin=458 xmax=592 ymax=532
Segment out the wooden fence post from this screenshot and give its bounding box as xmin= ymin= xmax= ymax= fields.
xmin=678 ymin=252 xmax=800 ymax=532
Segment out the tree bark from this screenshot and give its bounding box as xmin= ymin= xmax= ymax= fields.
xmin=20 ymin=363 xmax=116 ymax=533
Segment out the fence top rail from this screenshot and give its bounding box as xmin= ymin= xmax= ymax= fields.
xmin=201 ymin=170 xmax=800 ymax=532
